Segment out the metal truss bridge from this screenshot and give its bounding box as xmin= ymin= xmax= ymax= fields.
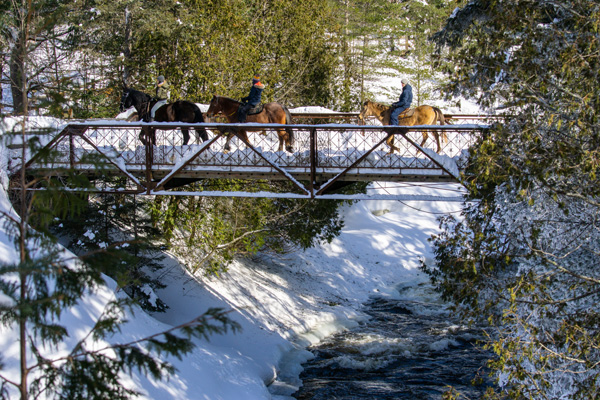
xmin=21 ymin=113 xmax=488 ymax=200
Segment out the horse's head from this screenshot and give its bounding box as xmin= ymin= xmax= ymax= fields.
xmin=205 ymin=95 xmax=221 ymax=121
xmin=120 ymin=89 xmax=132 ymax=112
xmin=358 ymin=100 xmax=372 ymax=124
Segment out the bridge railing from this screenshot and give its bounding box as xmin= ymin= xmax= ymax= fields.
xmin=23 ymin=121 xmax=486 ymax=197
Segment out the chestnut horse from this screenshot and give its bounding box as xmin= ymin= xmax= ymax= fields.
xmin=120 ymin=87 xmax=209 ymax=146
xmin=205 ymin=95 xmax=294 ymax=153
xmin=358 ymin=100 xmax=447 ymax=153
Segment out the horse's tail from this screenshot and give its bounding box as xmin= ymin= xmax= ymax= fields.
xmin=193 ymin=103 xmax=205 ymax=123
xmin=283 ymin=105 xmax=295 ymax=147
xmin=433 ymin=106 xmax=446 ymax=125
xmin=192 ymin=102 xmax=209 ymax=142
xmin=432 ymin=106 xmax=448 ymax=144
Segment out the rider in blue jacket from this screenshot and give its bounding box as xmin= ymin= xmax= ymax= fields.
xmin=238 ymin=74 xmax=265 ymax=123
xmin=390 ymin=78 xmax=413 ymax=125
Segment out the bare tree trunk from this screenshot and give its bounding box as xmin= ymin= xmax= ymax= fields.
xmin=122 ymin=7 xmax=132 ymax=87
xmin=0 ymin=55 xmax=4 ymax=115
xmin=18 ymin=0 xmax=32 ymax=397
xmin=10 ymin=40 xmax=26 ymax=115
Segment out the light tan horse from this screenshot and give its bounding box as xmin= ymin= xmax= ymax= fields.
xmin=358 ymin=100 xmax=447 ymax=153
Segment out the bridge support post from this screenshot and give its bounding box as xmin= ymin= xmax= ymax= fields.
xmin=69 ymin=130 xmax=75 ymax=169
xmin=309 ymin=127 xmax=317 ymax=198
xmin=145 ymin=142 xmax=153 ymax=194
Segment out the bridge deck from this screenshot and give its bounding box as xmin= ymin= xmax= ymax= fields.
xmin=22 ymin=120 xmax=486 ymax=198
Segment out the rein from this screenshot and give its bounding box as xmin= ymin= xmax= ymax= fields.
xmin=215 ymin=96 xmax=239 ymax=119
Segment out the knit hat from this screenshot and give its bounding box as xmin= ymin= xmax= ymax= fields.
xmin=252 ymin=74 xmax=261 ymax=85
xmin=401 ymin=78 xmax=408 ymax=85
xmin=157 ymin=75 xmax=165 ymax=83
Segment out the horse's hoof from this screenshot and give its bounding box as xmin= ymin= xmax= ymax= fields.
xmin=286 ymin=146 xmax=294 ymax=153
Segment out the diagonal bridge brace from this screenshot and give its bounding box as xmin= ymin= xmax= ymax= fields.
xmin=315 ymin=127 xmax=460 ymax=197
xmin=213 ymin=126 xmax=311 ymax=196
xmin=150 ymin=133 xmax=222 ymax=193
xmin=146 ymin=125 xmax=310 ymax=196
xmin=75 ymin=133 xmax=147 ymax=191
xmin=315 ymin=129 xmax=404 ymax=196
xmin=24 ymin=125 xmax=145 ymax=192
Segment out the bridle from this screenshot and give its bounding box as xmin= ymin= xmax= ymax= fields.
xmin=120 ymin=90 xmax=131 ymax=111
xmin=208 ymin=96 xmax=237 ymax=120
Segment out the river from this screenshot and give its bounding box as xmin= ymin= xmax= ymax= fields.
xmin=291 ymin=281 xmax=495 ymax=399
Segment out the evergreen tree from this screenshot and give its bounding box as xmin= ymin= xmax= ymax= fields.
xmin=424 ymin=1 xmax=600 ymax=398
xmin=51 ymin=184 xmax=169 ymax=313
xmin=1 ymin=0 xmax=79 ymax=115
xmin=329 ymin=0 xmax=459 ymax=107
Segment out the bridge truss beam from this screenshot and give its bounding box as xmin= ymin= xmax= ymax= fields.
xmin=20 ymin=121 xmax=486 ymax=200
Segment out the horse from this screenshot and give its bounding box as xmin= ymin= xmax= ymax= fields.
xmin=120 ymin=87 xmax=209 ymax=146
xmin=358 ymin=100 xmax=447 ymax=153
xmin=205 ymin=95 xmax=294 ymax=153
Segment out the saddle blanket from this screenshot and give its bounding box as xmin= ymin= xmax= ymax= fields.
xmin=247 ymin=103 xmax=264 ymax=115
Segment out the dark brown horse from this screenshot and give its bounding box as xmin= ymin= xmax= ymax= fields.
xmin=358 ymin=100 xmax=447 ymax=153
xmin=205 ymin=95 xmax=294 ymax=153
xmin=120 ymin=88 xmax=209 ymax=145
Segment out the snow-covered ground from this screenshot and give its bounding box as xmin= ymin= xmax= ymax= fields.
xmin=0 ymin=111 xmax=467 ymax=399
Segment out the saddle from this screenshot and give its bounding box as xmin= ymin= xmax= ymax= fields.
xmin=247 ymin=103 xmax=264 ymax=115
xmin=399 ymin=108 xmax=415 ymax=117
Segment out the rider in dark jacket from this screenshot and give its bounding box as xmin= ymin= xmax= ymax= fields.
xmin=390 ymin=78 xmax=413 ymax=125
xmin=150 ymin=75 xmax=169 ymax=121
xmin=238 ymin=74 xmax=265 ymax=123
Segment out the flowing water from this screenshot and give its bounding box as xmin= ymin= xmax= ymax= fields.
xmin=291 ymin=282 xmax=494 ymax=400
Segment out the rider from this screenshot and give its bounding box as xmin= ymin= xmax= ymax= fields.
xmin=238 ymin=74 xmax=264 ymax=123
xmin=150 ymin=75 xmax=170 ymax=122
xmin=390 ymin=78 xmax=413 ymax=125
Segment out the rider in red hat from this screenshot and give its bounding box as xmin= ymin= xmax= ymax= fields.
xmin=238 ymin=74 xmax=264 ymax=123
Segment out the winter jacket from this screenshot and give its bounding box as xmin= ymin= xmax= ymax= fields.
xmin=392 ymin=84 xmax=413 ymax=109
xmin=155 ymin=82 xmax=170 ymax=101
xmin=241 ymin=82 xmax=265 ymax=106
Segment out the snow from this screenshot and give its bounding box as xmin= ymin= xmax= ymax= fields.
xmin=0 ymin=115 xmax=467 ymax=399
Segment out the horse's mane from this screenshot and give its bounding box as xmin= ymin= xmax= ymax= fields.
xmin=128 ymin=88 xmax=152 ymax=101
xmin=365 ymin=100 xmax=389 ymax=111
xmin=216 ymin=95 xmax=242 ymax=105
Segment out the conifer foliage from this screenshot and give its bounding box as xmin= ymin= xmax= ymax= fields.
xmin=425 ymin=1 xmax=600 ymax=398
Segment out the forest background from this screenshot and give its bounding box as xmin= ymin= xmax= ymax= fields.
xmin=1 ymin=0 xmax=458 ymax=117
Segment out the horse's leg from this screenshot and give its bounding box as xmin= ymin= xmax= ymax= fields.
xmin=182 ymin=128 xmax=190 ymax=146
xmin=420 ymin=132 xmax=428 ymax=147
xmin=139 ymin=129 xmax=147 ymax=146
xmin=277 ymin=129 xmax=285 ymax=152
xmin=275 ymin=128 xmax=293 ymax=153
xmin=195 ymin=127 xmax=209 ymax=142
xmin=386 ymin=136 xmax=395 ymax=155
xmin=284 ymin=127 xmax=294 ymax=153
xmin=221 ymin=126 xmax=239 ymax=153
xmin=435 ymin=132 xmax=442 ymax=153
xmin=239 ymin=130 xmax=250 ymax=148
xmin=224 ymin=132 xmax=232 ymax=153
xmin=140 ymin=126 xmax=155 ymax=146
